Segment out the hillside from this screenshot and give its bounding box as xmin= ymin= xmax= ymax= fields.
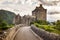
xmin=0 ymin=10 xmax=16 ymax=24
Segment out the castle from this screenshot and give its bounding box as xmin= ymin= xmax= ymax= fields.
xmin=32 ymin=4 xmax=47 ymax=20
xmin=13 ymin=14 xmax=21 ymax=25
xmin=13 ymin=4 xmax=47 ymax=25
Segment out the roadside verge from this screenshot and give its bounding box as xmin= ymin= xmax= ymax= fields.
xmin=31 ymin=25 xmax=60 ymax=40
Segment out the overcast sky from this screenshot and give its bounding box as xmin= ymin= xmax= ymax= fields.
xmin=0 ymin=0 xmax=60 ymax=22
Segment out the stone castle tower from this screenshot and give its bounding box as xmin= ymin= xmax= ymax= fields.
xmin=32 ymin=4 xmax=47 ymax=20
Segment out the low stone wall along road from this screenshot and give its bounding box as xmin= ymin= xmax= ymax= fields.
xmin=14 ymin=27 xmax=43 ymax=40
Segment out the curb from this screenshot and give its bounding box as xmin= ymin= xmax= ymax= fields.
xmin=11 ymin=27 xmax=22 ymax=40
xmin=30 ymin=27 xmax=43 ymax=40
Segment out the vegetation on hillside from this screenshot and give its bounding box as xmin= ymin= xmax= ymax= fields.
xmin=0 ymin=10 xmax=15 ymax=30
xmin=30 ymin=20 xmax=60 ymax=35
xmin=0 ymin=10 xmax=16 ymax=24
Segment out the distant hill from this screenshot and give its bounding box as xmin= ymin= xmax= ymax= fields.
xmin=0 ymin=10 xmax=16 ymax=24
xmin=48 ymin=12 xmax=60 ymax=15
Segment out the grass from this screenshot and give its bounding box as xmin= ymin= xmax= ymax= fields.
xmin=34 ymin=23 xmax=60 ymax=35
xmin=0 ymin=24 xmax=14 ymax=30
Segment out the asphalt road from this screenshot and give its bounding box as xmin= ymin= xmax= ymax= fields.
xmin=14 ymin=27 xmax=43 ymax=40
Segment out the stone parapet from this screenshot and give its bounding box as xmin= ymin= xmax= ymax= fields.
xmin=31 ymin=25 xmax=60 ymax=40
xmin=4 ymin=24 xmax=22 ymax=40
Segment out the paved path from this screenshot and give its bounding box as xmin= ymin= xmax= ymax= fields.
xmin=14 ymin=27 xmax=43 ymax=40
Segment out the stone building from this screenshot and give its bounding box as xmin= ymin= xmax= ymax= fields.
xmin=32 ymin=4 xmax=47 ymax=21
xmin=13 ymin=14 xmax=21 ymax=25
xmin=13 ymin=14 xmax=34 ymax=25
xmin=22 ymin=15 xmax=34 ymax=25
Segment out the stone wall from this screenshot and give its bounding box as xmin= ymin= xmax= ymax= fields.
xmin=4 ymin=25 xmax=21 ymax=40
xmin=31 ymin=25 xmax=60 ymax=40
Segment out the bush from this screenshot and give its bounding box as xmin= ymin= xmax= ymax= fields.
xmin=36 ymin=20 xmax=49 ymax=25
xmin=55 ymin=20 xmax=60 ymax=30
xmin=30 ymin=20 xmax=49 ymax=25
xmin=33 ymin=20 xmax=60 ymax=34
xmin=0 ymin=19 xmax=9 ymax=30
xmin=0 ymin=21 xmax=9 ymax=30
xmin=30 ymin=22 xmax=34 ymax=25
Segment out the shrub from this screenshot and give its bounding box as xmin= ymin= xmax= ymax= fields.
xmin=30 ymin=20 xmax=49 ymax=25
xmin=0 ymin=21 xmax=9 ymax=30
xmin=0 ymin=19 xmax=10 ymax=30
xmin=30 ymin=22 xmax=34 ymax=25
xmin=33 ymin=20 xmax=60 ymax=34
xmin=55 ymin=20 xmax=60 ymax=30
xmin=36 ymin=20 xmax=49 ymax=25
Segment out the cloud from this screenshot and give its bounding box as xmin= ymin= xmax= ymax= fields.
xmin=0 ymin=0 xmax=39 ymax=16
xmin=0 ymin=0 xmax=60 ymax=22
xmin=2 ymin=1 xmax=13 ymax=4
xmin=39 ymin=0 xmax=60 ymax=6
xmin=47 ymin=13 xmax=60 ymax=22
xmin=1 ymin=0 xmax=22 ymax=5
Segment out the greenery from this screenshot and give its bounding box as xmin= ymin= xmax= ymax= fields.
xmin=0 ymin=9 xmax=16 ymax=24
xmin=55 ymin=20 xmax=60 ymax=30
xmin=0 ymin=19 xmax=14 ymax=30
xmin=30 ymin=20 xmax=49 ymax=25
xmin=0 ymin=10 xmax=15 ymax=30
xmin=31 ymin=20 xmax=60 ymax=35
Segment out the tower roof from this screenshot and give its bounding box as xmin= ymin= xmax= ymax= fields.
xmin=39 ymin=4 xmax=44 ymax=9
xmin=15 ymin=14 xmax=21 ymax=18
xmin=32 ymin=4 xmax=47 ymax=12
xmin=40 ymin=4 xmax=43 ymax=7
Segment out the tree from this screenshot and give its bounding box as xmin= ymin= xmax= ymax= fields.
xmin=0 ymin=19 xmax=8 ymax=30
xmin=55 ymin=20 xmax=60 ymax=30
xmin=36 ymin=20 xmax=49 ymax=25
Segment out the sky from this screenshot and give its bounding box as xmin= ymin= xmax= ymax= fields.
xmin=0 ymin=0 xmax=60 ymax=22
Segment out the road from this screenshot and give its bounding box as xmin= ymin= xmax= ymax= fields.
xmin=14 ymin=26 xmax=43 ymax=40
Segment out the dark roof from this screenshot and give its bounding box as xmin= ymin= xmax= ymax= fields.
xmin=15 ymin=14 xmax=21 ymax=18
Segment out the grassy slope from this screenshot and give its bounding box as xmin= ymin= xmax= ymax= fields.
xmin=34 ymin=23 xmax=60 ymax=35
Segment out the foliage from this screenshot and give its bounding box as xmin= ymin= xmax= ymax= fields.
xmin=36 ymin=20 xmax=49 ymax=25
xmin=0 ymin=10 xmax=15 ymax=30
xmin=0 ymin=19 xmax=8 ymax=30
xmin=30 ymin=20 xmax=49 ymax=25
xmin=51 ymin=22 xmax=56 ymax=25
xmin=34 ymin=23 xmax=60 ymax=34
xmin=0 ymin=20 xmax=14 ymax=30
xmin=0 ymin=9 xmax=16 ymax=24
xmin=32 ymin=20 xmax=60 ymax=34
xmin=55 ymin=20 xmax=60 ymax=30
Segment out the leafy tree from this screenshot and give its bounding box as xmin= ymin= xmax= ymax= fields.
xmin=55 ymin=20 xmax=60 ymax=30
xmin=51 ymin=22 xmax=56 ymax=25
xmin=0 ymin=10 xmax=15 ymax=30
xmin=35 ymin=20 xmax=49 ymax=25
xmin=30 ymin=20 xmax=49 ymax=25
xmin=0 ymin=10 xmax=15 ymax=24
xmin=0 ymin=19 xmax=8 ymax=30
